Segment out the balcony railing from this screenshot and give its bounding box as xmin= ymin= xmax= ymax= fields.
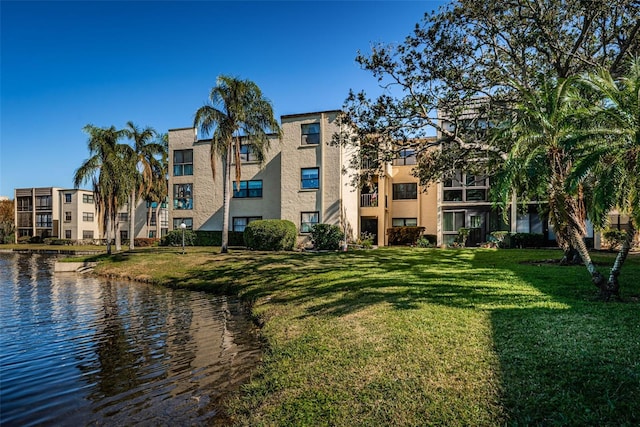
xmin=361 ymin=193 xmax=379 ymax=207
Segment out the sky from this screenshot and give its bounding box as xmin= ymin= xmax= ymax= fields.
xmin=0 ymin=0 xmax=446 ymax=197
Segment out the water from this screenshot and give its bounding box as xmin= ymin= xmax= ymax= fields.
xmin=0 ymin=252 xmax=262 ymax=426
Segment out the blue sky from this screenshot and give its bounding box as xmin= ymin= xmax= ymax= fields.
xmin=0 ymin=1 xmax=445 ymax=197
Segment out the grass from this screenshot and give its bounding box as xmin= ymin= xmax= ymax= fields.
xmin=75 ymin=247 xmax=640 ymax=426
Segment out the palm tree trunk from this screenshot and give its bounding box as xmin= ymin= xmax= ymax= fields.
xmin=568 ymin=224 xmax=606 ymax=294
xmin=105 ymin=216 xmax=112 ymax=255
xmin=607 ymin=222 xmax=636 ymax=298
xmin=221 ymin=147 xmax=231 ymax=253
xmin=129 ymin=192 xmax=136 ymax=250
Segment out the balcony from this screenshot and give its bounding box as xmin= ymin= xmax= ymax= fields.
xmin=361 ymin=193 xmax=379 ymax=207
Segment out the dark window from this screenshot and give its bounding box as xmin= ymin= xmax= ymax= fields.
xmin=83 ymin=194 xmax=94 ymax=204
xmin=82 ymin=230 xmax=94 ymax=239
xmin=393 ymin=149 xmax=417 ymax=166
xmin=301 ymin=168 xmax=319 ymax=189
xmin=233 ymin=180 xmax=263 ymax=198
xmin=119 ymin=213 xmax=128 ymax=222
xmin=173 ymin=218 xmax=193 ymax=229
xmin=83 ymin=212 xmax=94 ymax=222
xmin=237 ymin=145 xmax=258 ymax=162
xmin=64 ymin=212 xmax=72 ymax=222
xmin=392 ymin=218 xmax=418 ymax=227
xmin=64 ymin=193 xmax=72 ymax=203
xmin=36 ymin=196 xmax=52 ymax=210
xmin=301 ymin=123 xmax=320 ymax=145
xmin=173 ymin=149 xmax=194 ymax=176
xmin=65 ymin=230 xmax=72 ymax=239
xmin=392 ymin=183 xmax=417 ymax=200
xmin=36 ymin=214 xmax=52 ymax=228
xmin=17 ymin=197 xmax=32 ymax=212
xmin=301 ymin=211 xmax=319 ymax=233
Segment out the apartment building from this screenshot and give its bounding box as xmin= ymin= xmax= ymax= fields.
xmin=168 ymin=111 xmax=359 ymax=244
xmin=14 ymin=187 xmax=167 ymax=243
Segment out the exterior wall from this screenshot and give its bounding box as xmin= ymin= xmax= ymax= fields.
xmin=14 ymin=187 xmax=61 ymax=240
xmin=167 ymin=127 xmax=282 ymax=232
xmin=59 ymin=189 xmax=101 ymax=240
xmin=280 ymin=111 xmax=357 ymax=244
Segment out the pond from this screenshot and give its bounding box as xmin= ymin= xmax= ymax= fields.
xmin=0 ymin=252 xmax=262 ymax=426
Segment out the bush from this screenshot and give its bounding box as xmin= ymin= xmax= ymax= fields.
xmin=310 ymin=223 xmax=344 ymax=251
xmin=511 ymin=232 xmax=545 ymax=248
xmin=416 ymin=235 xmax=436 ymax=248
xmin=244 ymin=219 xmax=297 ymax=251
xmin=161 ymin=229 xmax=196 ymax=247
xmin=194 ymin=230 xmax=245 ymax=246
xmin=454 ymin=228 xmax=471 ymax=247
xmin=43 ymin=238 xmax=73 ymax=246
xmin=357 ymin=231 xmax=376 ymax=249
xmin=387 ymin=226 xmax=425 ymax=245
xmin=134 ymin=237 xmax=160 ymax=247
xmin=17 ymin=235 xmax=31 ymax=244
xmin=603 ymin=228 xmax=627 ymax=251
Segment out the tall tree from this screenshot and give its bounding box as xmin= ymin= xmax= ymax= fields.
xmin=491 ymin=76 xmax=605 ymax=289
xmin=571 ymin=57 xmax=640 ymax=297
xmin=144 ymin=133 xmax=169 ymax=238
xmin=74 ymin=125 xmax=129 ymax=255
xmin=0 ymin=199 xmax=15 ymax=244
xmin=193 ymin=75 xmax=281 ymax=253
xmin=123 ymin=122 xmax=161 ymax=250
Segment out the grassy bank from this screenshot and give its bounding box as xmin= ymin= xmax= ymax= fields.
xmin=87 ymin=247 xmax=640 ymax=426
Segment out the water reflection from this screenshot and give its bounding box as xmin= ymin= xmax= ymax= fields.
xmin=0 ymin=253 xmax=262 ymax=426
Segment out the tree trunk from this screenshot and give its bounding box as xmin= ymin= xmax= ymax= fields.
xmin=115 ymin=218 xmax=121 ymax=251
xmin=568 ymin=225 xmax=606 ymax=294
xmin=129 ymin=192 xmax=136 ymax=250
xmin=606 ymin=222 xmax=636 ymax=299
xmin=105 ymin=215 xmax=112 ymax=255
xmin=146 ymin=203 xmax=153 ymax=238
xmin=154 ymin=204 xmax=161 ymax=237
xmin=221 ymin=147 xmax=231 ymax=253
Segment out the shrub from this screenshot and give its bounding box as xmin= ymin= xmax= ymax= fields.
xmin=194 ymin=230 xmax=245 ymax=246
xmin=454 ymin=228 xmax=471 ymax=247
xmin=134 ymin=237 xmax=160 ymax=247
xmin=244 ymin=219 xmax=297 ymax=251
xmin=43 ymin=238 xmax=73 ymax=246
xmin=511 ymin=232 xmax=545 ymax=248
xmin=357 ymin=231 xmax=376 ymax=249
xmin=309 ymin=223 xmax=344 ymax=251
xmin=161 ymin=229 xmax=196 ymax=247
xmin=603 ymin=228 xmax=627 ymax=251
xmin=17 ymin=235 xmax=31 ymax=244
xmin=416 ymin=235 xmax=436 ymax=248
xmin=387 ymin=226 xmax=425 ymax=245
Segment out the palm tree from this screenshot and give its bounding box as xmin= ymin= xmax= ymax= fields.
xmin=572 ymin=57 xmax=640 ymax=298
xmin=491 ymin=76 xmax=606 ymax=289
xmin=123 ymin=122 xmax=161 ymax=250
xmin=74 ymin=125 xmax=129 ymax=255
xmin=144 ymin=133 xmax=169 ymax=238
xmin=193 ymin=75 xmax=281 ymax=253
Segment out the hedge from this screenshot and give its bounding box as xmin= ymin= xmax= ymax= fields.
xmin=244 ymin=219 xmax=297 ymax=251
xmin=310 ymin=223 xmax=344 ymax=250
xmin=387 ymin=226 xmax=426 ymax=245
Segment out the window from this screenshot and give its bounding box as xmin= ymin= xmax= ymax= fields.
xmin=443 ymin=211 xmax=465 ymax=232
xmin=83 ymin=212 xmax=94 ymax=222
xmin=35 ymin=196 xmax=52 ymax=210
xmin=149 ymin=211 xmax=157 ymax=226
xmin=301 ymin=168 xmax=319 ymax=189
xmin=237 ymin=145 xmax=258 ymax=162
xmin=119 ymin=213 xmax=128 ymax=222
xmin=82 ymin=230 xmax=94 ymax=239
xmin=173 ymin=149 xmax=193 ymax=176
xmin=149 ymin=230 xmax=157 ymax=238
xmin=173 ymin=183 xmax=193 ymax=210
xmin=83 ymin=194 xmax=94 ymax=204
xmin=301 ymin=211 xmax=319 ymax=233
xmin=173 ymin=218 xmax=193 ymax=229
xmin=392 ymin=218 xmax=418 ymax=227
xmin=392 ymin=183 xmax=417 ymax=200
xmin=393 ymin=148 xmax=417 ymax=166
xmin=233 ymin=216 xmax=262 ymax=232
xmin=36 ymin=214 xmax=52 ymax=228
xmin=233 ymin=180 xmax=263 ymax=198
xmin=301 ymin=123 xmax=320 ymax=145
xmin=65 ymin=230 xmax=72 ymax=239
xmin=64 ymin=193 xmax=72 ymax=203
xmin=64 ymin=212 xmax=72 ymax=222
xmin=443 ymin=171 xmax=488 ymax=202
xmin=17 ymin=197 xmax=32 ymax=212
xmin=120 ymin=230 xmax=128 ymax=241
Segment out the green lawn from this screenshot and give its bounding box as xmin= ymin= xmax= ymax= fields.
xmin=85 ymin=247 xmax=640 ymax=426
